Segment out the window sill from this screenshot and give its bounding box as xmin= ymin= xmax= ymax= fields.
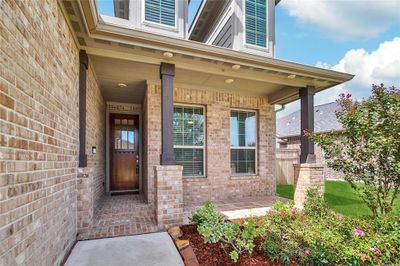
xmin=183 ymin=176 xmax=207 ymax=181
xmin=230 ymin=174 xmax=259 ymax=180
xmin=142 ymin=20 xmax=179 ymax=32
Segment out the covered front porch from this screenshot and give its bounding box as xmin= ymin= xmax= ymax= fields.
xmin=77 ymin=194 xmax=158 ymax=240
xmin=78 ymin=193 xmax=283 ymax=240
xmin=67 ymin=0 xmax=353 ymax=240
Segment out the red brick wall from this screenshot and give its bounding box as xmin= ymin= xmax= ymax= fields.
xmin=85 ymin=66 xmax=105 ymax=208
xmin=144 ymin=84 xmax=276 ymax=205
xmin=0 ymin=1 xmax=81 ymax=265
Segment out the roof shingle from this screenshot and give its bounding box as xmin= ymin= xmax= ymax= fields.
xmin=277 ymin=102 xmax=343 ymax=138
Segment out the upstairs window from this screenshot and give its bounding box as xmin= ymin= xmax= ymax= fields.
xmin=245 ymin=0 xmax=267 ymax=47
xmin=173 ymin=105 xmax=205 ymax=177
xmin=145 ymin=0 xmax=176 ymax=27
xmin=230 ymin=110 xmax=257 ymax=175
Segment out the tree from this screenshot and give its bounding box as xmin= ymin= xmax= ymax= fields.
xmin=305 ymin=84 xmax=400 ymax=217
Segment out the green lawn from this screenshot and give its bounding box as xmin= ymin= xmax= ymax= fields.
xmin=277 ymin=180 xmax=400 ymax=218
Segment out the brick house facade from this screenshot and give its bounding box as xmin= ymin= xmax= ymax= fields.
xmin=0 ymin=1 xmax=352 ymax=265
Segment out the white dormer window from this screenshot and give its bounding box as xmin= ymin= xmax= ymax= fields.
xmin=245 ymin=0 xmax=267 ymax=48
xmin=144 ymin=0 xmax=176 ymax=27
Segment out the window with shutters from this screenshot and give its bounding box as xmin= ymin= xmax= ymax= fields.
xmin=144 ymin=0 xmax=176 ymax=27
xmin=230 ymin=110 xmax=257 ymax=175
xmin=173 ymin=105 xmax=205 ymax=177
xmin=245 ymin=0 xmax=267 ymax=48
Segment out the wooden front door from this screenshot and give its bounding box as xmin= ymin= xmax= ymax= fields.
xmin=110 ymin=114 xmax=139 ymax=191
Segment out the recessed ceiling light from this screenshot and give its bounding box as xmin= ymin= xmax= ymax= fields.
xmin=163 ymin=52 xmax=174 ymax=58
xmin=231 ymin=64 xmax=241 ymax=70
xmin=117 ymin=83 xmax=127 ymax=88
xmin=225 ymin=78 xmax=234 ymax=84
xmin=287 ymin=74 xmax=296 ymax=79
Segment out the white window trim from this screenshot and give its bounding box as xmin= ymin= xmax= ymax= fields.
xmin=142 ymin=0 xmax=178 ymax=30
xmin=243 ymin=0 xmax=268 ymax=50
xmin=173 ymin=103 xmax=206 ymax=178
xmin=230 ymin=108 xmax=258 ymax=176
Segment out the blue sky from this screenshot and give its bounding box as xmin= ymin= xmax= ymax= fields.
xmin=274 ymin=0 xmax=400 ymax=116
xmin=97 ymin=0 xmax=400 ymax=116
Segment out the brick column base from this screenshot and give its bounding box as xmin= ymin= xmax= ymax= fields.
xmin=77 ymin=167 xmax=94 ymax=233
xmin=294 ymin=163 xmax=324 ymax=206
xmin=154 ymin=165 xmax=184 ymax=229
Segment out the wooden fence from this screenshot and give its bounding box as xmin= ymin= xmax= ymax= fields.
xmin=276 ymin=149 xmax=299 ymax=184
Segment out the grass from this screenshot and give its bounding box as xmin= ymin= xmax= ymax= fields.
xmin=277 ymin=180 xmax=400 ymax=218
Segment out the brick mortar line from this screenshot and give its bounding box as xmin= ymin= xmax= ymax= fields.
xmin=0 ymin=79 xmax=80 ymax=142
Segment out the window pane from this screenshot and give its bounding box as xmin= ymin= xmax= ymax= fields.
xmin=173 ymin=105 xmax=204 ymax=176
xmin=231 ymin=149 xmax=255 ymax=175
xmin=175 ymin=148 xmax=204 ymax=176
xmin=145 ymin=0 xmax=175 ymax=26
xmin=173 ymin=106 xmax=204 ymax=146
xmin=128 ymin=131 xmax=134 ymax=149
xmin=121 ymin=130 xmax=128 ymax=149
xmin=245 ymin=0 xmax=267 ymax=47
xmin=231 ymin=110 xmax=256 ymax=147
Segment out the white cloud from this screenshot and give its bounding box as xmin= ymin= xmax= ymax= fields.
xmin=321 ymin=37 xmax=400 ymax=102
xmin=281 ymin=0 xmax=400 ymax=40
xmin=278 ymin=37 xmax=400 ymax=117
xmin=315 ymin=61 xmax=331 ymax=69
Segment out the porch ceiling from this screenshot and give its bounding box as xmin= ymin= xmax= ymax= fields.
xmin=90 ymin=55 xmax=283 ymax=103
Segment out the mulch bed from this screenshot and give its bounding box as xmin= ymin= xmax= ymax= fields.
xmin=180 ymin=224 xmax=281 ymax=266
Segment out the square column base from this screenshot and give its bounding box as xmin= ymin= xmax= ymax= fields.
xmin=77 ymin=167 xmax=94 ymax=233
xmin=294 ymin=163 xmax=324 ymax=206
xmin=154 ymin=165 xmax=183 ymax=229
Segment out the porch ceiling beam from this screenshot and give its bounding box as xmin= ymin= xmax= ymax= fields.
xmin=79 ymin=50 xmax=88 ymax=167
xmin=160 ymin=63 xmax=176 ymax=165
xmin=267 ymin=86 xmax=300 ymax=104
xmin=83 ymin=46 xmax=314 ymax=88
xmin=300 ymin=86 xmax=316 ymax=164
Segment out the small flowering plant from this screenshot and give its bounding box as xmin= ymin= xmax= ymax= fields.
xmin=305 ymin=84 xmax=400 ymax=217
xmin=369 ymin=247 xmax=381 ymax=254
xmin=353 ymin=227 xmax=366 ymax=237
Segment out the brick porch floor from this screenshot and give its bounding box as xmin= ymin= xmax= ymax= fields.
xmin=78 ymin=194 xmax=159 ymax=240
xmin=183 ymin=195 xmax=284 ymax=223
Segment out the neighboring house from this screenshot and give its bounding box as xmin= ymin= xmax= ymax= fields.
xmin=0 ymin=0 xmax=353 ymax=265
xmin=277 ymin=102 xmax=344 ymax=180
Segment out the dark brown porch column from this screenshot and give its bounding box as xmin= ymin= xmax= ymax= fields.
xmin=300 ymin=86 xmax=316 ymax=163
xmin=160 ymin=63 xmax=176 ymax=165
xmin=79 ymin=50 xmax=88 ymax=167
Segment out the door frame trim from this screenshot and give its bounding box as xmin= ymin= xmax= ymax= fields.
xmin=106 ymin=102 xmax=142 ymax=194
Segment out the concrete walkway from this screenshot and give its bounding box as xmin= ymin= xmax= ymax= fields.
xmin=65 ymin=232 xmax=184 ymax=266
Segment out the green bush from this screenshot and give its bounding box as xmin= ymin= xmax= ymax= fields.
xmin=261 ymin=188 xmax=400 ymax=265
xmin=305 ymin=85 xmax=400 ymax=217
xmin=303 ymin=186 xmax=330 ymax=218
xmin=190 ymin=201 xmax=223 ymax=226
xmin=191 ymin=194 xmax=400 ymax=265
xmin=191 ymin=202 xmax=260 ymax=262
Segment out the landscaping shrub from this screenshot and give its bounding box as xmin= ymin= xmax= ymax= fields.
xmin=261 ymin=188 xmax=400 ymax=265
xmin=191 ymin=201 xmax=260 ymax=262
xmin=191 ymin=191 xmax=400 ymax=265
xmin=303 ymin=187 xmax=329 ymax=218
xmin=190 ymin=201 xmax=224 ymax=226
xmin=305 ymin=84 xmax=400 ymax=217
